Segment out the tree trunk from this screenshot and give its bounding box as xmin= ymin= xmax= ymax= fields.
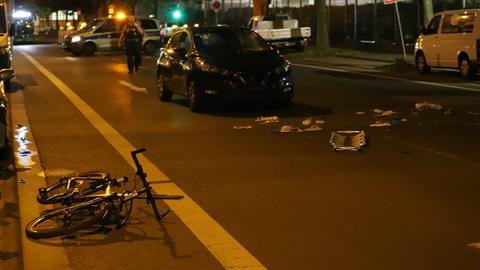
xmin=253 ymin=0 xmax=270 ymax=16
xmin=315 ymin=0 xmax=329 ymax=48
xmin=423 ymin=0 xmax=433 ymax=25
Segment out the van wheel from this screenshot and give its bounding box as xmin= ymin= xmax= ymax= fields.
xmin=82 ymin=43 xmax=96 ymax=57
xmin=459 ymin=56 xmax=475 ymax=79
xmin=143 ymin=41 xmax=156 ymax=55
xmin=416 ymin=53 xmax=430 ymax=74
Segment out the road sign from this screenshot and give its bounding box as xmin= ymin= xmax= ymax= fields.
xmin=212 ymin=0 xmax=221 ymax=11
xmin=383 ymin=0 xmax=398 ymax=5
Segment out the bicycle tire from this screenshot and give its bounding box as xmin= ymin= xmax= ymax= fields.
xmin=26 ymin=199 xmax=108 ymax=239
xmin=37 ymin=171 xmax=110 ymax=204
xmin=115 ymin=198 xmax=133 ymax=228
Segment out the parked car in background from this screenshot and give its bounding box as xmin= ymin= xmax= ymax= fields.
xmin=156 ymin=26 xmax=293 ymax=112
xmin=160 ymin=22 xmax=177 ymax=43
xmin=247 ymin=14 xmax=310 ymax=51
xmin=0 ymin=69 xmax=15 ymax=153
xmin=62 ymin=17 xmax=162 ymax=56
xmin=415 ymin=9 xmax=480 ymax=79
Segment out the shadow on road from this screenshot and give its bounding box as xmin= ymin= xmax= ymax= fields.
xmin=171 ymin=98 xmax=334 ymax=118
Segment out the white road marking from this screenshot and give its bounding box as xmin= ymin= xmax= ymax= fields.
xmin=292 ymin=63 xmax=480 ymax=93
xmin=384 ymin=136 xmax=480 ymax=168
xmin=20 ymin=50 xmax=266 ymax=270
xmin=118 ymin=80 xmax=148 ymax=94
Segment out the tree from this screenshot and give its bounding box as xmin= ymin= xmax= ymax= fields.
xmin=423 ymin=0 xmax=433 ymax=25
xmin=315 ymin=0 xmax=329 ymax=48
xmin=253 ymin=0 xmax=270 ymax=16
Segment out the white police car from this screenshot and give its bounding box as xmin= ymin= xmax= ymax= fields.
xmin=62 ymin=17 xmax=162 ymax=56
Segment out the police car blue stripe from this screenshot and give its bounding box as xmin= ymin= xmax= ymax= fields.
xmin=84 ymin=34 xmax=112 ymax=40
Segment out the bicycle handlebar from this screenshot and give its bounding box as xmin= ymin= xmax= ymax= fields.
xmin=131 ymin=148 xmax=146 ymax=171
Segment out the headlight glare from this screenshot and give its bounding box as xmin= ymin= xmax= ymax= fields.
xmin=71 ymin=35 xmax=82 ymax=43
xmin=275 ymin=60 xmax=291 ymax=74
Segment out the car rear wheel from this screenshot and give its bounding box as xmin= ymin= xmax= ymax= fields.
xmin=187 ymin=80 xmax=204 ymax=112
xmin=3 ymin=79 xmax=10 ymax=92
xmin=82 ymin=43 xmax=96 ymax=57
xmin=459 ymin=56 xmax=475 ymax=79
xmin=416 ymin=53 xmax=430 ymax=74
xmin=156 ymin=72 xmax=172 ymax=101
xmin=143 ymin=41 xmax=156 ymax=55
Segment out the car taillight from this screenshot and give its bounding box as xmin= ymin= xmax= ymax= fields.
xmin=477 ymin=39 xmax=480 ymax=61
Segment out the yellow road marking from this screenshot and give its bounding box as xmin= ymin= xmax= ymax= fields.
xmin=20 ymin=50 xmax=266 ymax=270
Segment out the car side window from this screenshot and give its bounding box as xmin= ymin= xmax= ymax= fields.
xmin=140 ymin=19 xmax=158 ymax=30
xmin=178 ymin=32 xmax=192 ymax=52
xmin=425 ymin=15 xmax=442 ymax=35
xmin=168 ymin=32 xmax=182 ymax=49
xmin=95 ymin=20 xmax=116 ymax=33
xmin=442 ymin=13 xmax=475 ymax=34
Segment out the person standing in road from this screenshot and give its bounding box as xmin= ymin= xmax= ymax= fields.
xmin=119 ymin=16 xmax=145 ymax=74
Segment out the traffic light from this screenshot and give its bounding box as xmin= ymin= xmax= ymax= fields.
xmin=171 ymin=7 xmax=183 ymax=22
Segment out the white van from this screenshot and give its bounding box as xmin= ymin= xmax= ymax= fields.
xmin=415 ymin=9 xmax=480 ymax=78
xmin=62 ymin=17 xmax=162 ymax=56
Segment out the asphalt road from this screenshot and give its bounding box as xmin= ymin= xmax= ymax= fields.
xmin=9 ymin=44 xmax=480 ymax=270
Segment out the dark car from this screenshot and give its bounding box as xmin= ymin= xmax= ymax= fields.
xmin=0 ymin=69 xmax=14 ymax=153
xmin=156 ymin=26 xmax=293 ymax=111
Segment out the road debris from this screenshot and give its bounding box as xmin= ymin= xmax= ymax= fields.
xmin=355 ymin=112 xmax=366 ymax=115
xmin=370 ymin=120 xmax=391 ymax=127
xmin=392 ymin=118 xmax=408 ymax=127
xmin=415 ymin=101 xmax=442 ymax=111
xmin=278 ymin=125 xmax=302 ymax=133
xmin=315 ymin=120 xmax=326 ymax=125
xmin=329 ymin=131 xmax=367 ymax=152
xmin=255 ymin=116 xmax=279 ymax=124
xmin=444 ymin=108 xmax=452 ymax=115
xmin=233 ymin=125 xmax=253 ymax=130
xmin=302 ymin=117 xmax=312 ymax=126
xmin=19 ymin=179 xmax=26 ymax=184
xmin=304 ymin=124 xmax=322 ymax=132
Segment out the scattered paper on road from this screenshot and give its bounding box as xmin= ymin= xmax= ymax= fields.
xmin=304 ymin=124 xmax=322 ymax=132
xmin=302 ymin=117 xmax=312 ymax=126
xmin=415 ymin=101 xmax=442 ymax=110
xmin=233 ymin=125 xmax=253 ymax=130
xmin=370 ymin=120 xmax=391 ymax=127
xmin=256 ymin=116 xmax=279 ymax=124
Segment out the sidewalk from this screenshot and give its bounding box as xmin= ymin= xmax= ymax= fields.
xmin=286 ymin=46 xmax=414 ymax=64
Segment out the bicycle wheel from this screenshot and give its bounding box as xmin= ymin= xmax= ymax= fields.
xmin=37 ymin=171 xmax=110 ymax=204
xmin=115 ymin=198 xmax=133 ymax=228
xmin=26 ymin=199 xmax=108 ymax=239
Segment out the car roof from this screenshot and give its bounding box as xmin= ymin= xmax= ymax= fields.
xmin=434 ymin=9 xmax=480 ymax=16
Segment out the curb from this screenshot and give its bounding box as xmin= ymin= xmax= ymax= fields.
xmin=10 ymin=90 xmax=71 ymax=270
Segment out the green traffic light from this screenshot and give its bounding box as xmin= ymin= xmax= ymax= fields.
xmin=173 ymin=10 xmax=181 ymax=19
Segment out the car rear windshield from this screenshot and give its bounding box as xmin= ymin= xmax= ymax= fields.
xmin=193 ymin=29 xmax=268 ymax=53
